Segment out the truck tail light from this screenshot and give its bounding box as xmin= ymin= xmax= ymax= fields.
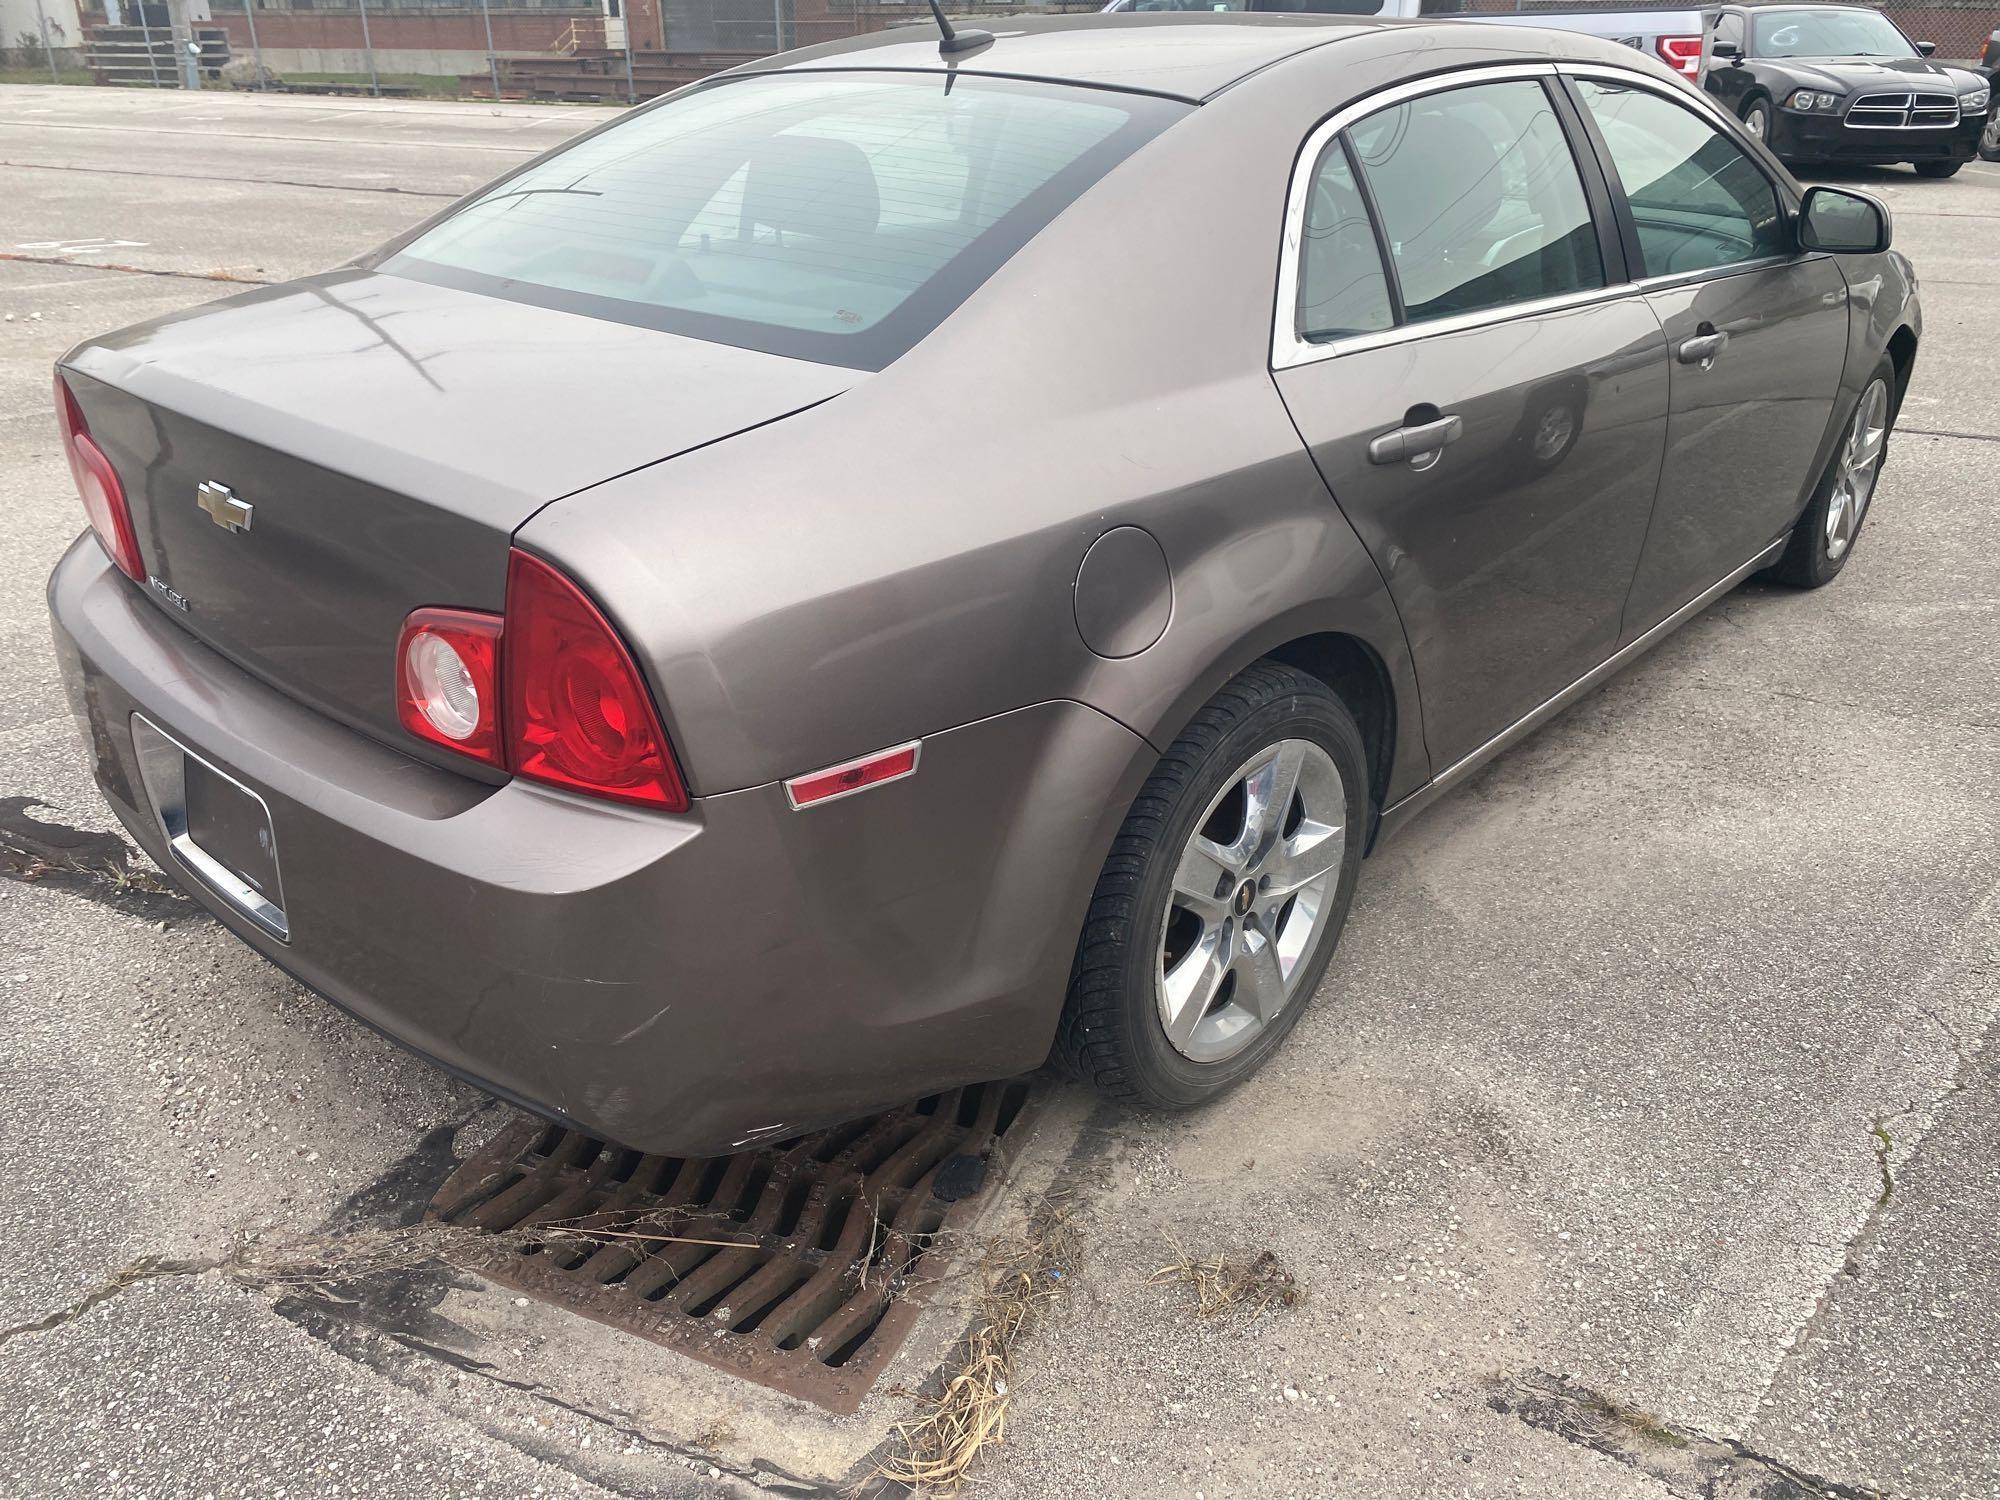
xmin=1656 ymin=34 xmax=1703 ymax=79
xmin=54 ymin=372 xmax=144 ymax=582
xmin=396 ymin=552 xmax=689 ymax=812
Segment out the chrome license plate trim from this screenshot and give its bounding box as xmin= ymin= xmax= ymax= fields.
xmin=131 ymin=713 xmax=289 ymax=941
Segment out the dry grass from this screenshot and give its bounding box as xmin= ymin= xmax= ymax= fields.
xmin=1150 ymin=1242 xmax=1302 ymax=1319
xmin=63 ymin=1215 xmax=758 ymax=1308
xmin=1 ymin=1221 xmax=548 ymax=1345
xmin=871 ymin=1190 xmax=1083 ymax=1497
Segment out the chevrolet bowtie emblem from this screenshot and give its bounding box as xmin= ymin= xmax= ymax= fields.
xmin=196 ymin=480 xmax=253 ymax=533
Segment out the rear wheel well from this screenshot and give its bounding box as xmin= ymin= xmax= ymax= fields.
xmin=1886 ymin=325 xmax=1917 ymax=418
xmin=1262 ymin=633 xmax=1395 ymax=827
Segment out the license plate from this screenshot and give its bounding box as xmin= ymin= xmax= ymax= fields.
xmin=132 ymin=715 xmax=289 ymax=941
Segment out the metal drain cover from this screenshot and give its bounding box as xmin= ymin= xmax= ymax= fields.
xmin=427 ymin=1080 xmax=1035 ymax=1413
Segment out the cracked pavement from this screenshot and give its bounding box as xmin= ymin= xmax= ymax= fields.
xmin=2 ymin=85 xmax=1997 ymax=1500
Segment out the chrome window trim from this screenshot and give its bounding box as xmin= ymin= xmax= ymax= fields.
xmin=1272 ymin=61 xmax=1804 ymax=372
xmin=1272 ymin=62 xmax=1563 ymax=372
xmin=1632 ymin=252 xmax=1800 ymax=295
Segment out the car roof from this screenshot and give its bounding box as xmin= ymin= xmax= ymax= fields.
xmin=738 ymin=13 xmax=1396 ymax=103
xmin=1717 ymin=2 xmax=1880 ymax=12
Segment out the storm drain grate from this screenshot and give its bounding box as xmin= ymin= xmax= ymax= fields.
xmin=426 ymin=1080 xmax=1037 ymax=1412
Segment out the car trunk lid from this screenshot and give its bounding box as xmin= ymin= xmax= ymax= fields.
xmin=62 ymin=269 xmax=853 ymax=765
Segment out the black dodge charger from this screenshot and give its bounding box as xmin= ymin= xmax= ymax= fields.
xmin=1703 ymin=3 xmax=1988 ymax=175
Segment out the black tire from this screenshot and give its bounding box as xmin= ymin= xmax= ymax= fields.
xmin=1053 ymin=661 xmax=1367 ymax=1109
xmin=1980 ymin=111 xmax=2000 ymax=163
xmin=1768 ymin=357 xmax=1896 ymax=589
xmin=1913 ymin=159 xmax=1963 ymax=178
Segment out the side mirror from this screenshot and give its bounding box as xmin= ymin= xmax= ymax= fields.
xmin=1711 ymin=39 xmax=1742 ymax=59
xmin=1799 ymin=186 xmax=1892 ymax=254
xmin=1915 ymin=39 xmax=1937 ymax=55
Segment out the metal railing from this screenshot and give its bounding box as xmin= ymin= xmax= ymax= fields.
xmin=84 ymin=23 xmax=231 ymax=86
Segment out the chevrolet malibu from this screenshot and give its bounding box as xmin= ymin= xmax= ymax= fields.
xmin=48 ymin=15 xmax=1919 ymax=1153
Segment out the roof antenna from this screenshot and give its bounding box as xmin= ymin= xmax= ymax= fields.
xmin=925 ymin=0 xmax=993 ymax=56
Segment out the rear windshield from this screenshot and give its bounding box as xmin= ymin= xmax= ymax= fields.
xmin=382 ymin=72 xmax=1183 ymax=370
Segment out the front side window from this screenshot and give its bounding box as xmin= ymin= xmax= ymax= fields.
xmin=1750 ymin=8 xmax=1914 ymax=57
xmin=384 ymin=73 xmax=1181 ymax=370
xmin=1345 ymin=80 xmax=1604 ymax=325
xmin=1575 ymin=81 xmax=1786 ymax=276
xmin=1711 ymin=11 xmax=1745 ymax=50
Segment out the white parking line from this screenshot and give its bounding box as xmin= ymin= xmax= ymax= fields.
xmin=13 ymin=238 xmax=148 ymax=254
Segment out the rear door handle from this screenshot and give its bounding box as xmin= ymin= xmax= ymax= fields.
xmin=1367 ymin=413 xmax=1464 ymax=466
xmin=1677 ymin=330 xmax=1729 ymax=365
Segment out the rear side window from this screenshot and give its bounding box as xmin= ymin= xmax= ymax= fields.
xmin=1296 ymin=140 xmax=1395 ymax=341
xmin=384 ymin=73 xmax=1182 ymax=371
xmin=1345 ymin=80 xmax=1604 ymax=325
xmin=1574 ymin=80 xmax=1785 ymax=275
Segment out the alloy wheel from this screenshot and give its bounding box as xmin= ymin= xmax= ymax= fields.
xmin=1157 ymin=739 xmax=1346 ymax=1064
xmin=1533 ymin=404 xmax=1577 ymax=462
xmin=1982 ymin=112 xmax=2000 ymax=159
xmin=1825 ymin=378 xmax=1889 ymax=562
xmin=1745 ymin=104 xmax=1769 ymax=139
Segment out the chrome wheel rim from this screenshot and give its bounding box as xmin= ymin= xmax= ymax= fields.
xmin=1746 ymin=106 xmax=1768 ymax=139
xmin=1826 ymin=378 xmax=1889 ymax=562
xmin=1157 ymin=739 xmax=1346 ymax=1065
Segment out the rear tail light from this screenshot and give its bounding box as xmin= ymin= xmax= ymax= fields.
xmin=54 ymin=372 xmax=144 ymax=582
xmin=1656 ymin=34 xmax=1703 ymax=80
xmin=396 ymin=609 xmax=503 ymax=765
xmin=503 ymin=550 xmax=688 ymax=812
xmin=396 ymin=551 xmax=689 ymax=812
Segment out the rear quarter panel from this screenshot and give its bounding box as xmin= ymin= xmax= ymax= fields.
xmin=524 ymin=31 xmax=1579 ymax=806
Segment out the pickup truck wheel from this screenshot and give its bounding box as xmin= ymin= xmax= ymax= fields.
xmin=1981 ymin=112 xmax=2000 ymax=162
xmin=1054 ymin=663 xmax=1366 ymax=1110
xmin=1912 ymin=159 xmax=1962 ymax=178
xmin=1768 ymin=361 xmax=1894 ymax=588
xmin=1742 ymin=98 xmax=1772 ymax=141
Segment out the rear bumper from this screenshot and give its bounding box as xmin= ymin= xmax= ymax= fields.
xmin=1769 ymin=109 xmax=1982 ymax=163
xmin=49 ymin=538 xmax=1148 ymax=1154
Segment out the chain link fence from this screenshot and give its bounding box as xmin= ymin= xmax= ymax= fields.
xmin=66 ymin=0 xmax=2000 ymax=100
xmin=1482 ymin=0 xmax=1996 ymax=62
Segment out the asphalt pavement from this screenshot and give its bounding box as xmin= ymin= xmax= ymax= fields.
xmin=1 ymin=83 xmax=1995 ymax=1500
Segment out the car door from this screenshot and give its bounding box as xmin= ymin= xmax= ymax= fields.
xmin=1271 ymin=71 xmax=1670 ymax=773
xmin=1568 ymin=72 xmax=1850 ymax=637
xmin=1703 ymin=9 xmax=1753 ymax=112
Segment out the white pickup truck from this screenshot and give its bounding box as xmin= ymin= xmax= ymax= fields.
xmin=1097 ymin=0 xmax=1706 ymax=82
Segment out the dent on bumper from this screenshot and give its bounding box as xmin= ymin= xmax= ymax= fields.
xmin=48 ymin=539 xmax=1150 ymax=1153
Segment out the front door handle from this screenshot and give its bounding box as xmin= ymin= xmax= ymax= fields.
xmin=1677 ymin=328 xmax=1729 ymax=365
xmin=1368 ymin=413 xmax=1464 ymax=467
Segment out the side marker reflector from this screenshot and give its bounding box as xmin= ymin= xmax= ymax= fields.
xmin=784 ymin=741 xmax=921 ymax=811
